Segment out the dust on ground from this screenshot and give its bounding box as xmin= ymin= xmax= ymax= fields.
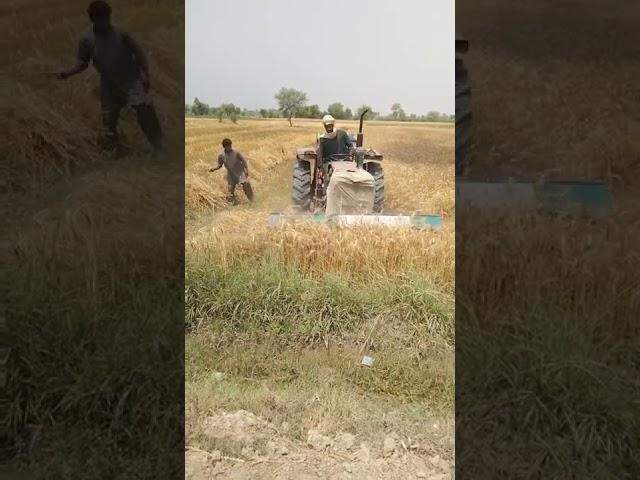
xmin=186 ymin=410 xmax=453 ymax=480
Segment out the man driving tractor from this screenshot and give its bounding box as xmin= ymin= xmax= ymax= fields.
xmin=317 ymin=114 xmax=352 ymax=161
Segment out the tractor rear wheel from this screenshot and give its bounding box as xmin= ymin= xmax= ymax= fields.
xmin=455 ymin=55 xmax=471 ymax=175
xmin=292 ymin=160 xmax=312 ymax=210
xmin=367 ymin=162 xmax=385 ymax=212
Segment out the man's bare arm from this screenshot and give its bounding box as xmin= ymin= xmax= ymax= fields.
xmin=57 ymin=37 xmax=91 ymax=80
xmin=210 ymin=155 xmax=224 ymax=172
xmin=57 ymin=60 xmax=89 ymax=79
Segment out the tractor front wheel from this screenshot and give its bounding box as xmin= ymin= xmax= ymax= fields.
xmin=367 ymin=162 xmax=385 ymax=212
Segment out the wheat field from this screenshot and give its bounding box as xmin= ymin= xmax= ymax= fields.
xmin=185 ymin=118 xmax=455 ymax=285
xmin=186 ymin=118 xmax=454 ymax=213
xmin=4 ymin=0 xmax=184 ymax=476
xmin=185 ymin=117 xmax=456 ymax=469
xmin=456 ymin=0 xmax=640 ymax=476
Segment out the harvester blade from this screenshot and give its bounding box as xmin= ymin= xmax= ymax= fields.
xmin=267 ymin=213 xmax=443 ymax=230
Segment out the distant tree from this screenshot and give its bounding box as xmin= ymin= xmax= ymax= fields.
xmin=275 ymin=87 xmax=307 ymax=126
xmin=356 ymin=105 xmax=373 ymax=119
xmin=390 ymin=103 xmax=405 ymax=121
xmin=425 ymin=110 xmax=441 ymax=122
xmin=327 ymin=102 xmax=346 ymax=120
xmin=258 ymin=108 xmax=282 ymax=118
xmin=191 ymin=97 xmax=210 ymax=116
xmin=307 ymin=104 xmax=322 ymax=119
xmin=345 ymin=107 xmax=353 ymax=119
xmin=185 ymin=104 xmax=191 ymax=115
xmin=357 ymin=106 xmax=379 ymax=120
xmin=216 ymin=103 xmax=241 ymax=123
xmin=261 ymin=109 xmax=280 ymax=118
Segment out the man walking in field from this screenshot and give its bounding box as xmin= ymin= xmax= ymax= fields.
xmin=317 ymin=114 xmax=353 ymax=161
xmin=55 ymin=1 xmax=163 ymax=157
xmin=210 ymin=138 xmax=255 ymax=205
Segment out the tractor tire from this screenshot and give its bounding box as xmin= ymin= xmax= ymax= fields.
xmin=367 ymin=162 xmax=385 ymax=212
xmin=292 ymin=160 xmax=312 ymax=211
xmin=455 ymin=55 xmax=471 ymax=176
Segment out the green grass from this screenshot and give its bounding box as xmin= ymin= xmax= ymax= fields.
xmin=6 ymin=256 xmax=184 ymax=478
xmin=4 ymin=168 xmax=184 ymax=477
xmin=187 ymin=331 xmax=452 ymax=408
xmin=456 ymin=208 xmax=640 ymax=478
xmin=186 ymin=256 xmax=454 ymax=342
xmin=6 ymin=294 xmax=183 ymax=477
xmin=185 ymin=330 xmax=454 ymax=458
xmin=185 ymin=254 xmax=455 ymax=457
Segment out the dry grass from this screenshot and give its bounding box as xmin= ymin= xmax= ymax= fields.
xmin=186 ymin=330 xmax=454 ymax=459
xmin=2 ymin=0 xmax=183 ymax=196
xmin=3 ymin=1 xmax=184 ymax=477
xmin=456 ymin=0 xmax=640 ymax=476
xmin=461 ymin=0 xmax=640 ymax=185
xmin=185 ymin=117 xmax=455 ymax=284
xmin=189 ymin=214 xmax=453 ymax=289
xmin=185 ymin=117 xmax=455 ymax=216
xmin=456 ymin=207 xmax=640 ymax=477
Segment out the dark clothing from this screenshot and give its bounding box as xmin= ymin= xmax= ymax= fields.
xmin=217 ymin=149 xmax=253 ymax=204
xmin=101 ymin=83 xmax=162 ymax=149
xmin=217 ymin=150 xmax=249 ymax=183
xmin=78 ymin=27 xmax=146 ymax=96
xmin=318 ymin=129 xmax=352 ymax=161
xmin=227 ymin=179 xmax=254 ymax=204
xmin=78 ymin=26 xmax=162 ymax=150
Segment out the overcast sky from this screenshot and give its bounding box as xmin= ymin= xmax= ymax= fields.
xmin=186 ymin=0 xmax=453 ymax=115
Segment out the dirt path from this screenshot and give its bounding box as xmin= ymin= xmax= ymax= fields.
xmin=186 ymin=410 xmax=453 ymax=480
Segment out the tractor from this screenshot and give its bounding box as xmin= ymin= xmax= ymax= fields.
xmin=291 ymin=109 xmax=385 ymax=213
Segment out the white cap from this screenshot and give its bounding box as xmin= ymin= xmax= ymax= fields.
xmin=322 ymin=114 xmax=335 ymax=125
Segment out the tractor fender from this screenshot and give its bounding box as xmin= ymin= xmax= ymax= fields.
xmin=296 ymin=148 xmax=317 ymax=162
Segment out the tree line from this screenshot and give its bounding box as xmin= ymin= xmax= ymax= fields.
xmin=185 ymin=87 xmax=454 ymax=125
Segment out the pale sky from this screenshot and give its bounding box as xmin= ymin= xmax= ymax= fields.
xmin=186 ymin=0 xmax=453 ymax=116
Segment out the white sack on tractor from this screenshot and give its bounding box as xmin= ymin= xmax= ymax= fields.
xmin=325 ymin=162 xmax=375 ymax=216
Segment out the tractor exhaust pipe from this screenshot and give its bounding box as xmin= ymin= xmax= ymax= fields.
xmin=356 ymin=109 xmax=368 ymax=147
